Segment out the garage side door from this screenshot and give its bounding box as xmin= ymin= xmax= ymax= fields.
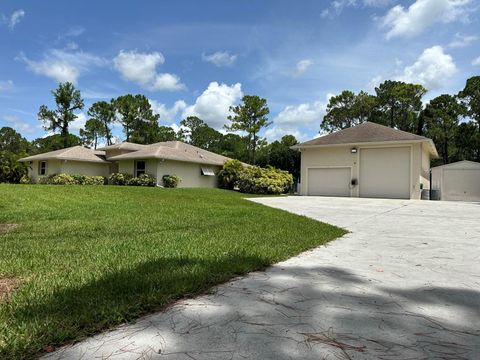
xmin=360 ymin=147 xmax=410 ymax=199
xmin=443 ymin=169 xmax=480 ymax=201
xmin=307 ymin=167 xmax=351 ymax=196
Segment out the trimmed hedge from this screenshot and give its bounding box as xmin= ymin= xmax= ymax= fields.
xmin=39 ymin=173 xmax=106 ymax=185
xmin=162 ymin=174 xmax=181 ymax=188
xmin=109 ymin=173 xmax=157 ymax=187
xmin=218 ymin=160 xmax=293 ymax=195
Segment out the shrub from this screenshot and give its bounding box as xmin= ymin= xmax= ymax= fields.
xmin=108 ymin=173 xmax=132 ymax=185
xmin=162 ymin=174 xmax=181 ymax=188
xmin=43 ymin=173 xmax=76 ymax=185
xmin=217 ymin=159 xmax=243 ymax=190
xmin=126 ymin=174 xmax=157 ymax=187
xmin=71 ymin=174 xmax=105 ymax=185
xmin=19 ymin=175 xmax=32 ymax=184
xmin=237 ymin=166 xmax=293 ymax=195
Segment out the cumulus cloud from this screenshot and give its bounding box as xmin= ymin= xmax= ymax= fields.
xmin=265 ymin=98 xmax=328 ymax=141
xmin=472 ymin=56 xmax=480 ymax=66
xmin=149 ymin=99 xmax=187 ymax=122
xmin=448 ymin=33 xmax=478 ymax=48
xmin=113 ymin=50 xmax=185 ymax=91
xmin=182 ymin=82 xmax=243 ymax=129
xmin=18 ymin=49 xmax=106 ymax=83
xmin=381 ymin=0 xmax=472 ymax=39
xmin=396 ymin=46 xmax=457 ymax=90
xmin=202 ymin=51 xmax=237 ymax=67
xmin=1 ymin=9 xmax=25 ymax=29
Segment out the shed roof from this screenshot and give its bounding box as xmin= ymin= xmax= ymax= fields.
xmin=431 ymin=160 xmax=480 ymax=170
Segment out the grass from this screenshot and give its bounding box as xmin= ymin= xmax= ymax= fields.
xmin=0 ymin=184 xmax=346 ymax=359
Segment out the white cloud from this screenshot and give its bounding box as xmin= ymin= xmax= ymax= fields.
xmin=202 ymin=51 xmax=237 ymax=67
xmin=381 ymin=0 xmax=472 ymax=39
xmin=1 ymin=114 xmax=37 ymax=133
xmin=293 ymin=59 xmax=314 ymax=77
xmin=397 ymin=46 xmax=457 ymax=90
xmin=149 ymin=99 xmax=187 ymax=122
xmin=472 ymin=56 xmax=480 ymax=66
xmin=2 ymin=9 xmax=25 ymax=29
xmin=19 ymin=49 xmax=106 ymax=83
xmin=0 ymin=80 xmax=13 ymax=91
xmin=265 ymin=98 xmax=328 ymax=141
xmin=182 ymin=82 xmax=243 ymax=129
xmin=321 ymin=0 xmax=392 ymax=18
xmin=113 ymin=50 xmax=185 ymax=91
xmin=448 ymin=33 xmax=478 ymax=48
xmin=70 ymin=112 xmax=87 ymax=132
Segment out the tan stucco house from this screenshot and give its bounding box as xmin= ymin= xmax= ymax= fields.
xmin=292 ymin=122 xmax=439 ymax=199
xmin=19 ymin=141 xmax=233 ymax=187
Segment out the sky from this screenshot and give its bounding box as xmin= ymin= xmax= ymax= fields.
xmin=0 ymin=0 xmax=479 ymax=143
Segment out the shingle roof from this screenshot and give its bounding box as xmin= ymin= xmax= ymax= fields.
xmin=18 ymin=146 xmax=110 ymax=163
xmin=294 ymin=122 xmax=430 ymax=148
xmin=96 ymin=142 xmax=147 ymax=151
xmin=107 ymin=141 xmax=233 ymax=166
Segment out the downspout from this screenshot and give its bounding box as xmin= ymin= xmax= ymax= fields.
xmin=429 ymin=169 xmax=432 ymax=201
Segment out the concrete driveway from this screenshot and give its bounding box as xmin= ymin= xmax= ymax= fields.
xmin=46 ymin=197 xmax=480 ymax=359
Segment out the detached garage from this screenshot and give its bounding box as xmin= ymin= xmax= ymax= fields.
xmin=292 ymin=122 xmax=438 ymax=200
xmin=431 ymin=161 xmax=480 ymax=202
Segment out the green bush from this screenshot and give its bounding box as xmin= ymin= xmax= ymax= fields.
xmin=162 ymin=174 xmax=181 ymax=188
xmin=108 ymin=173 xmax=132 ymax=185
xmin=217 ymin=159 xmax=243 ymax=189
xmin=43 ymin=173 xmax=77 ymax=185
xmin=19 ymin=175 xmax=32 ymax=184
xmin=237 ymin=166 xmax=293 ymax=195
xmin=71 ymin=174 xmax=105 ymax=185
xmin=126 ymin=174 xmax=157 ymax=187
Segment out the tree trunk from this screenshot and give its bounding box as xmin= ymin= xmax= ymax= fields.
xmin=62 ymin=125 xmax=69 ymax=148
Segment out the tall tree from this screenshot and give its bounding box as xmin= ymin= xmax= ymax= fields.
xmin=256 ymin=135 xmax=301 ymax=180
xmin=112 ymin=94 xmax=160 ymax=144
xmin=458 ymin=76 xmax=480 ymax=161
xmin=180 ymin=116 xmax=222 ymax=150
xmin=80 ymin=118 xmax=105 ymax=149
xmin=455 ymin=121 xmax=479 ymax=161
xmin=226 ymin=95 xmax=271 ymax=163
xmin=31 ymin=134 xmax=81 ymax=154
xmin=38 ymin=82 xmax=84 ymax=148
xmin=87 ymin=101 xmax=115 ymax=146
xmin=422 ymin=94 xmax=466 ymax=164
xmin=375 ymin=80 xmax=426 ymax=133
xmin=321 ymin=90 xmax=378 ymax=132
xmin=0 ymin=127 xmax=30 ymax=154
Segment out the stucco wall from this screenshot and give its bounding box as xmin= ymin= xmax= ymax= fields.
xmin=157 ymin=160 xmax=220 ymax=188
xmin=299 ymin=142 xmax=426 ymax=199
xmin=27 ymin=160 xmax=110 ymax=182
xmin=118 ymin=159 xmax=157 ymax=177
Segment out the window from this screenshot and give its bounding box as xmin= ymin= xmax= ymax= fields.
xmin=135 ymin=160 xmax=146 ymax=177
xmin=201 ymin=166 xmax=215 ymax=176
xmin=38 ymin=161 xmax=47 ymax=176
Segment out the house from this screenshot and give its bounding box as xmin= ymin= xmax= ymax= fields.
xmin=292 ymin=122 xmax=438 ymax=199
xmin=431 ymin=160 xmax=480 ymax=202
xmin=19 ymin=141 xmax=233 ymax=187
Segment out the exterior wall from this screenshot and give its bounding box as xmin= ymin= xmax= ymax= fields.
xmin=157 ymin=160 xmax=220 ymax=188
xmin=299 ymin=142 xmax=426 ymax=199
xmin=431 ymin=161 xmax=480 ymax=201
xmin=420 ymin=143 xmax=431 ymax=190
xmin=117 ymin=159 xmax=157 ymax=177
xmin=27 ymin=160 xmax=109 ymax=182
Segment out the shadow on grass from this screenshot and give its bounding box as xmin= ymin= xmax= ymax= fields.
xmin=2 ymin=254 xmax=270 ymax=358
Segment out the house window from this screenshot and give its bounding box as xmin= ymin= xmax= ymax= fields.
xmin=201 ymin=166 xmax=215 ymax=176
xmin=38 ymin=161 xmax=47 ymax=176
xmin=135 ymin=160 xmax=146 ymax=177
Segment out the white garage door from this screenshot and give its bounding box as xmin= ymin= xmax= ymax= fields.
xmin=443 ymin=169 xmax=480 ymax=201
xmin=307 ymin=167 xmax=351 ymax=196
xmin=359 ymin=147 xmax=410 ymax=199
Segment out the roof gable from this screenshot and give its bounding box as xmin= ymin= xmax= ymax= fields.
xmin=295 ymin=122 xmax=430 ymax=147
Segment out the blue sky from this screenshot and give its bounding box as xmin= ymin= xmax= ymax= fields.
xmin=0 ymin=0 xmax=479 ymax=143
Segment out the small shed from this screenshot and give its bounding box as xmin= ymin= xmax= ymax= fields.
xmin=431 ymin=160 xmax=480 ymax=202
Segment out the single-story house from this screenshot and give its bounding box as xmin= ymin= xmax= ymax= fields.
xmin=431 ymin=160 xmax=480 ymax=202
xmin=19 ymin=141 xmax=234 ymax=187
xmin=292 ymin=122 xmax=439 ymax=199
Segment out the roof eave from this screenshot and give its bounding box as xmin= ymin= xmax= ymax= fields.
xmin=293 ymin=139 xmax=431 ymax=149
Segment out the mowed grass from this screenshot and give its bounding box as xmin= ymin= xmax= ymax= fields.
xmin=0 ymin=184 xmax=346 ymax=359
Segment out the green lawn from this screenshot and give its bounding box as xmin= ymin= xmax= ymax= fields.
xmin=0 ymin=184 xmax=345 ymax=359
